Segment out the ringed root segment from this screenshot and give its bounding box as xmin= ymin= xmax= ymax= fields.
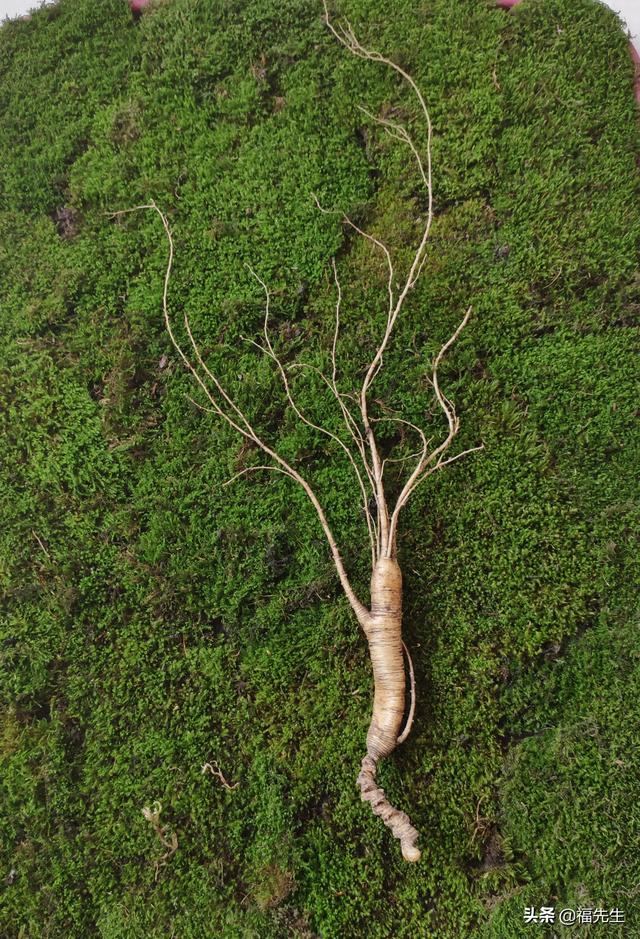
xmin=357 ymin=557 xmax=421 ymax=862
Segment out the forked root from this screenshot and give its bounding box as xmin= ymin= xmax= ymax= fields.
xmin=356 ymin=754 xmax=421 ymax=862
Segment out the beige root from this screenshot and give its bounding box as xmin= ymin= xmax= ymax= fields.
xmin=109 ymin=4 xmax=482 ymax=863
xmin=358 ymin=558 xmax=420 ymax=862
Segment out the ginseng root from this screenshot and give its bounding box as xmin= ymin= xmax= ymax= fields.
xmin=110 ymin=3 xmax=482 ymax=863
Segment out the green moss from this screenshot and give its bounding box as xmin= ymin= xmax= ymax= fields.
xmin=0 ymin=0 xmax=638 ymax=936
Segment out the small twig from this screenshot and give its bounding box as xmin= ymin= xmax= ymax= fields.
xmin=201 ymin=761 xmax=239 ymax=790
xmin=141 ymin=801 xmax=178 ymax=879
xmin=32 ymin=531 xmax=50 ymax=557
xmin=470 ymin=796 xmax=491 ymax=843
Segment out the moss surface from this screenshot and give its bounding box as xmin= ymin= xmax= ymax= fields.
xmin=0 ymin=0 xmax=638 ymax=936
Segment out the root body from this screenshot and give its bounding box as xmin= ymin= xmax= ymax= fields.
xmin=358 ymin=558 xmax=421 ymax=862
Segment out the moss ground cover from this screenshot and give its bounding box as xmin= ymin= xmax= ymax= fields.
xmin=0 ymin=0 xmax=638 ymax=935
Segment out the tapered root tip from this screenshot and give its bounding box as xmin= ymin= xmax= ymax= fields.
xmin=402 ymin=843 xmax=422 ymax=863
xmin=357 ymin=754 xmax=421 ymax=863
